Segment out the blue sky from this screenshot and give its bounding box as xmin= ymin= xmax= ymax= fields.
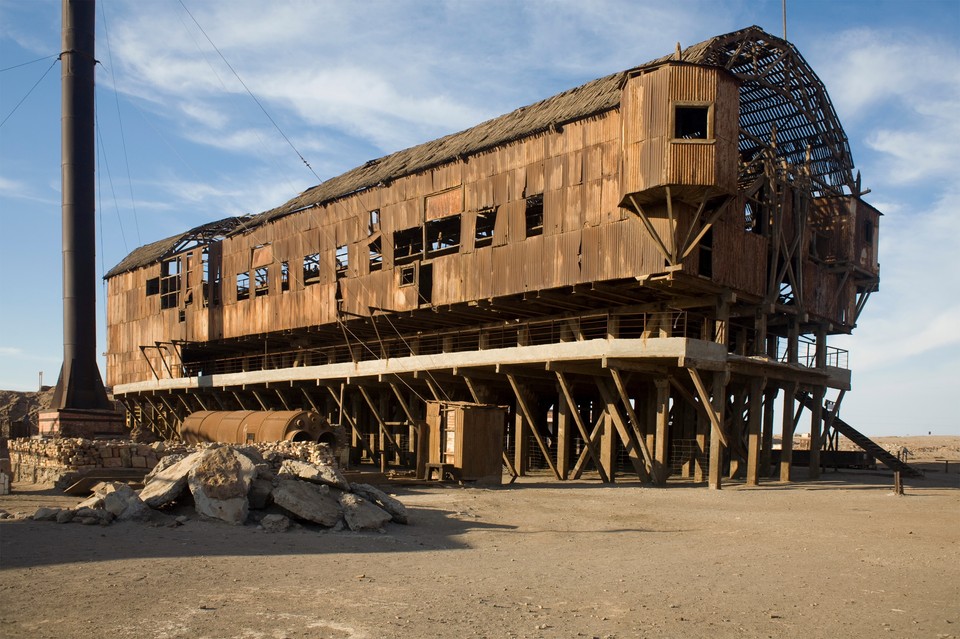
xmin=1 ymin=0 xmax=958 ymax=436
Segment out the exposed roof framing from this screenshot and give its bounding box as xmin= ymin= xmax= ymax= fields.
xmin=108 ymin=25 xmax=855 ymax=277
xmin=105 ymin=216 xmax=249 ymax=278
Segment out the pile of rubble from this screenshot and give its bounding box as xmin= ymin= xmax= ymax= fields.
xmin=28 ymin=443 xmax=408 ymax=533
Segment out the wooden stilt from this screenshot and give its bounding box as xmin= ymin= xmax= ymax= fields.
xmin=746 ymin=377 xmax=765 ymax=486
xmin=780 ymin=381 xmax=798 ymax=481
xmin=654 ymin=379 xmax=670 ymax=485
xmin=708 ymin=372 xmax=727 ymax=490
xmin=557 ymin=387 xmax=571 ymax=480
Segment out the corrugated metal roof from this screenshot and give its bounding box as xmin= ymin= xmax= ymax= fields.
xmin=107 ymin=25 xmax=854 ymax=278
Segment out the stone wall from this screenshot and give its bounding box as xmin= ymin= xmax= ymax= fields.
xmin=7 ymin=438 xmax=336 ymax=487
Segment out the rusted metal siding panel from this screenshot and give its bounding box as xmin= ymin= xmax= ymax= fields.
xmin=583 ymin=178 xmax=603 ymax=227
xmin=579 ymin=224 xmax=602 ymax=283
xmin=666 ymin=142 xmax=717 ymax=187
xmin=563 ymin=184 xmax=583 ymax=232
xmin=544 ymin=189 xmax=564 ymax=236
xmin=712 ymin=210 xmax=766 ymax=298
xmin=431 ymin=254 xmax=462 ymax=306
xmin=523 ymin=235 xmax=544 ymax=291
xmin=425 ymin=187 xmax=463 ymax=222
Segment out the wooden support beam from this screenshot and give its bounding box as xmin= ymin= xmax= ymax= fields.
xmin=745 ymin=377 xmax=766 ymax=486
xmin=389 ymin=382 xmax=427 ymax=480
xmin=555 ymin=372 xmax=609 ymax=483
xmin=507 ymin=374 xmax=561 ymax=480
xmin=595 ymin=379 xmax=650 ymax=481
xmin=571 ymin=413 xmax=605 ymax=479
xmin=761 ymin=387 xmax=777 ymax=477
xmin=556 ymin=390 xmax=571 ymax=480
xmin=687 ymin=368 xmax=727 ymax=447
xmin=274 ymin=388 xmax=292 ymax=410
xmin=358 ymin=386 xmax=402 ymax=471
xmin=251 ymin=390 xmax=270 ymax=411
xmin=628 ymin=194 xmax=675 ymax=265
xmin=780 ymin=381 xmax=799 ymax=481
xmin=653 ymin=379 xmax=670 ymax=485
xmin=323 ymin=385 xmax=377 ymax=461
xmin=608 ymin=368 xmax=655 ymax=472
xmin=708 ymin=372 xmax=727 ymax=490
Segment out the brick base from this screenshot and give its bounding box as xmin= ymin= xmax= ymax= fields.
xmin=38 ymin=409 xmax=127 ymax=439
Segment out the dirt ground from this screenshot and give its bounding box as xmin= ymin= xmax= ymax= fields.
xmin=1 ymin=438 xmax=958 ymax=639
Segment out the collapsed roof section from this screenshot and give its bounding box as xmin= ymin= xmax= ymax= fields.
xmin=104 ymin=216 xmax=250 ymax=278
xmin=107 ymin=25 xmax=855 ymax=278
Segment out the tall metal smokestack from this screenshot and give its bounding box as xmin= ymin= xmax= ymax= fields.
xmin=50 ymin=0 xmax=111 ymax=412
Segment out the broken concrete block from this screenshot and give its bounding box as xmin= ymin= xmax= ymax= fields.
xmin=260 ymin=513 xmax=290 ymax=533
xmin=350 ymin=483 xmax=409 ymax=524
xmin=138 ymin=451 xmax=202 ymax=508
xmin=32 ymin=507 xmax=61 ymax=521
xmin=55 ymin=508 xmax=76 ymax=524
xmin=143 ymin=453 xmax=186 ymax=484
xmin=88 ymin=481 xmax=151 ymax=521
xmin=340 ymin=493 xmax=391 ymax=532
xmin=278 ymin=459 xmax=349 ymax=490
xmin=271 ymin=479 xmax=342 ymax=527
xmin=188 ymin=447 xmax=256 ymax=525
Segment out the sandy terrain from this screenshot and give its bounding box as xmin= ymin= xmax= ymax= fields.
xmin=1 ymin=437 xmax=958 ymax=639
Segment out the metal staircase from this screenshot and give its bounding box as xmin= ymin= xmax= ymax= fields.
xmin=795 ymin=392 xmax=923 ymax=478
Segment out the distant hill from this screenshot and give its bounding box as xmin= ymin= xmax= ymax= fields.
xmin=0 ymin=388 xmax=54 ymax=437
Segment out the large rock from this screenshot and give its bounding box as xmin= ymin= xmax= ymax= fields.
xmin=350 ymin=483 xmax=409 ymax=524
xmin=278 ymin=459 xmax=349 ymax=490
xmin=139 ymin=451 xmax=203 ymax=508
xmin=188 ymin=447 xmax=256 ymax=525
xmin=339 ymin=493 xmax=391 ymax=532
xmin=143 ymin=453 xmax=186 ymax=484
xmin=32 ymin=507 xmax=61 ymax=521
xmin=260 ymin=513 xmax=291 ymax=533
xmin=271 ymin=479 xmax=342 ymax=527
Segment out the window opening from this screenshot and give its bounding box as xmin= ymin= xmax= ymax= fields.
xmin=864 ymin=220 xmax=874 ymax=244
xmin=254 ymin=267 xmax=269 ymax=297
xmin=369 ymin=237 xmax=382 ymax=272
xmin=674 ymin=105 xmax=710 ymax=140
xmin=368 ymin=209 xmax=380 ymax=234
xmin=280 ymin=261 xmax=289 ymax=292
xmin=160 ymin=257 xmax=181 ymax=310
xmin=698 ymin=227 xmax=713 ymax=278
xmin=394 ymin=227 xmax=424 ymax=264
xmin=426 ymin=215 xmax=461 ymax=256
xmin=303 ymin=253 xmax=320 ymax=286
xmin=146 ymin=277 xmax=160 ymax=296
xmin=525 ymin=194 xmax=544 ymax=238
xmin=399 ymin=264 xmax=416 ymax=287
xmin=335 ymin=245 xmax=349 ymax=279
xmin=475 ymin=207 xmax=497 ymax=248
xmin=201 ymin=248 xmax=210 ymax=306
xmin=236 ymin=272 xmax=250 ymax=301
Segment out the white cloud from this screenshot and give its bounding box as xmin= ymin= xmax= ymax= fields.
xmin=811 ymin=27 xmax=960 ymax=187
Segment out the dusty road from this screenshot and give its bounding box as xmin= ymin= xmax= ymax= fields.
xmin=1 ymin=463 xmax=958 ymax=639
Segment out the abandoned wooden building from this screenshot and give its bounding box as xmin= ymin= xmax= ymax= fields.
xmin=104 ymin=25 xmax=896 ymax=488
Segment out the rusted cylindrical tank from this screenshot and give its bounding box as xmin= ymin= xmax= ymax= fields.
xmin=181 ymin=410 xmax=338 ymax=446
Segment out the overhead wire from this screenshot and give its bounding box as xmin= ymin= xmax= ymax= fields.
xmin=0 ymin=57 xmax=58 ymax=130
xmin=99 ymin=0 xmax=141 ymax=245
xmin=0 ymin=54 xmax=57 ymax=73
xmin=176 ymin=0 xmax=322 ymax=184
